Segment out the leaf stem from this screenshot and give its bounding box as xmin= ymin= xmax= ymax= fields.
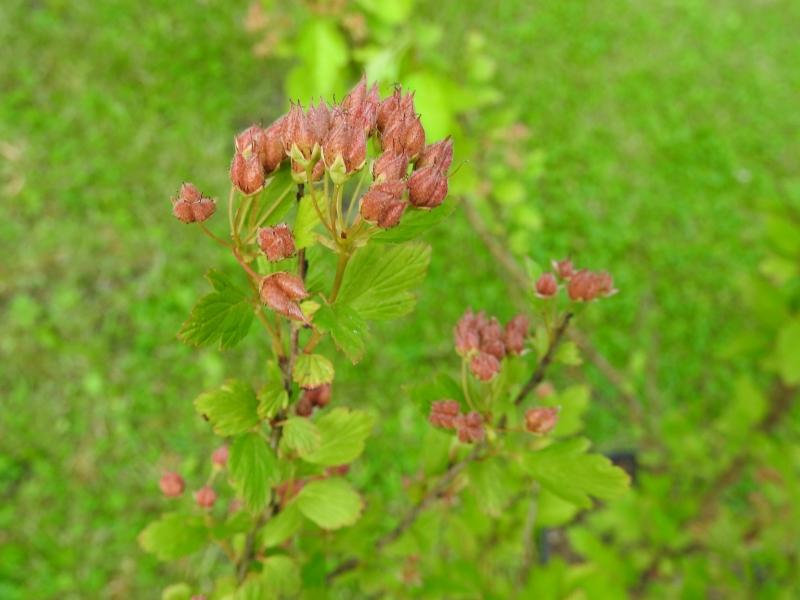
xmin=328 ymin=250 xmax=351 ymax=303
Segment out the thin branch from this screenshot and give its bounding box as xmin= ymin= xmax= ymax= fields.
xmin=512 ymin=312 xmax=573 ymax=408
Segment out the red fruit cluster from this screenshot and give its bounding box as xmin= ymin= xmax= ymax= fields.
xmin=159 ymin=471 xmax=185 ymax=497
xmin=428 ymin=401 xmax=486 ymax=444
xmin=533 ymin=259 xmax=617 ymax=302
xmin=453 ymin=310 xmax=529 ymax=381
xmin=260 ymin=272 xmax=309 ymax=322
xmin=258 ymin=224 xmax=296 ymax=262
xmin=296 ymin=383 xmax=332 ymax=417
xmin=230 ymin=121 xmax=284 ymax=195
xmin=524 ymin=406 xmax=559 ymax=434
xmin=172 ymin=183 xmax=216 ymax=224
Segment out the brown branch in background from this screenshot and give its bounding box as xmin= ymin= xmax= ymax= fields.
xmin=513 ymin=313 xmax=573 ymax=408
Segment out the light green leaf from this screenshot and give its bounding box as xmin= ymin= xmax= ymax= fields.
xmin=296 ymin=478 xmax=363 ymax=529
xmin=230 ymin=433 xmax=279 ymax=511
xmin=372 ymin=199 xmax=458 ymax=243
xmin=292 ymin=353 xmax=335 ymax=388
xmin=555 ymin=341 xmax=582 ymax=366
xmin=336 ymin=242 xmax=431 ymax=320
xmin=774 ymin=316 xmax=800 ymax=385
xmin=525 ymin=438 xmax=630 ymax=509
xmin=542 ymin=385 xmax=590 ymax=436
xmin=281 ymin=417 xmax=321 ymax=457
xmin=139 ymin=513 xmax=207 ymax=561
xmin=262 ymin=555 xmax=301 ymax=597
xmin=194 ymin=380 xmax=259 ymax=436
xmin=178 ymin=270 xmax=254 ymax=350
xmin=302 ymin=408 xmax=375 ymax=467
xmin=161 ymin=583 xmax=192 ymax=600
xmin=294 ymin=192 xmax=329 ymax=250
xmin=313 ymin=303 xmax=367 ymax=363
xmin=258 ymin=380 xmax=289 ymax=420
xmin=357 ymin=0 xmax=414 ymax=23
xmin=258 ymin=503 xmax=303 ymax=548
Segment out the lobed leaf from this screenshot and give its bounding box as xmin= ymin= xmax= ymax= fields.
xmin=302 ymin=408 xmax=375 ymax=467
xmin=230 ymin=433 xmax=280 ymax=512
xmin=194 ymin=379 xmax=259 ymax=436
xmin=296 ymin=478 xmax=363 ymax=529
xmin=292 ymin=353 xmax=335 ymax=388
xmin=281 ymin=417 xmax=321 ymax=457
xmin=139 ymin=512 xmax=207 ymax=561
xmin=313 ymin=303 xmax=367 ymax=364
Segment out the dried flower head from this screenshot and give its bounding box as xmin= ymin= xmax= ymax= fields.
xmin=230 ymin=151 xmax=265 ymax=195
xmin=535 ymin=273 xmax=558 ymax=298
xmin=429 ymin=400 xmax=460 ymax=429
xmin=416 ymin=138 xmax=454 ymax=173
xmin=454 ymin=310 xmax=483 ymax=355
xmin=525 ymin=406 xmax=560 ymax=434
xmin=470 ymin=352 xmax=501 ymax=381
xmin=504 ymin=315 xmax=529 ymax=355
xmin=322 ymin=120 xmax=367 ymax=183
xmin=372 ymin=152 xmax=409 ymax=182
xmin=172 ymin=183 xmax=217 ymax=224
xmin=282 ymin=103 xmax=315 ymax=161
xmin=568 ymin=270 xmax=616 ymax=302
xmin=360 ymin=180 xmax=407 ymax=228
xmin=407 ymin=165 xmax=448 ymax=208
xmin=258 ymin=224 xmax=296 ymax=262
xmin=552 ymin=259 xmax=576 ymax=280
xmin=382 ymin=113 xmax=426 ymax=159
xmin=455 ymin=411 xmax=485 ymax=443
xmin=377 ymin=87 xmax=416 ymax=132
xmin=260 ymin=272 xmax=309 ymax=322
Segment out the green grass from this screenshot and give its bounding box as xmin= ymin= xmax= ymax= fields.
xmin=1 ymin=0 xmax=798 ymax=597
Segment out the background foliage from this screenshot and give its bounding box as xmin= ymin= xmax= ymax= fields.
xmin=1 ymin=0 xmax=799 ymax=597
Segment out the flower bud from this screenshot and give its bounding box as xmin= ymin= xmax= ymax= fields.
xmin=479 ymin=317 xmax=506 ymax=360
xmin=455 ymin=411 xmax=485 ymax=443
xmin=262 ymin=118 xmax=286 ymax=173
xmin=377 ymin=88 xmax=416 ymax=132
xmin=360 ymin=180 xmax=407 ymax=228
xmin=407 ymin=166 xmax=448 ymax=208
xmin=306 ymin=101 xmax=331 ymax=149
xmin=382 ymin=114 xmax=426 ymax=159
xmin=470 ymin=352 xmax=500 ymax=381
xmin=191 ymin=198 xmax=217 ymax=222
xmin=282 ymin=103 xmax=315 ymax=161
xmin=230 ymin=151 xmax=265 ymax=195
xmin=179 ymin=182 xmax=202 ymax=203
xmin=172 ymin=200 xmax=195 ymax=224
xmin=504 ymin=315 xmax=529 ymax=355
xmin=235 ymin=125 xmax=268 ymax=161
xmin=416 ymin=138 xmax=454 ymax=173
xmin=260 ymin=272 xmax=309 ymax=322
xmin=372 ymin=152 xmax=409 ymax=182
xmin=195 ymin=485 xmax=217 ymax=509
xmin=342 ymin=76 xmax=380 ymax=133
xmin=429 ymin=400 xmax=460 ymax=429
xmin=159 ymin=471 xmax=185 ymax=497
xmin=172 ymin=183 xmax=216 ymax=224
xmin=567 ymin=270 xmax=615 ymax=301
xmin=535 ymin=273 xmax=558 ymax=298
xmin=258 ymin=224 xmax=296 ymax=262
xmin=303 ymin=384 xmax=331 ymax=408
xmin=212 ymin=445 xmax=229 ymax=468
xmin=552 ymin=259 xmax=575 ymax=280
xmin=454 ymin=310 xmax=482 ymax=355
xmin=525 ymin=406 xmax=559 ymax=434
xmin=536 ymin=381 xmax=555 ymax=399
xmin=322 ymin=121 xmax=366 ymax=183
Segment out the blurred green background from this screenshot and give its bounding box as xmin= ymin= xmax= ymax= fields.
xmin=1 ymin=0 xmax=799 ymax=598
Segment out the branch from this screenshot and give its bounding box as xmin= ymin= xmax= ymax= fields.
xmin=512 ymin=312 xmax=573 ymax=408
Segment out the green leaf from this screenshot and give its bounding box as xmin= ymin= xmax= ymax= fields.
xmin=555 ymin=341 xmax=583 ymax=366
xmin=313 ymin=303 xmax=367 ymax=363
xmin=237 ymin=555 xmax=301 ymax=599
xmin=139 ymin=513 xmax=207 ymax=561
xmin=542 ymin=385 xmax=590 ymax=437
xmin=296 ymin=478 xmax=363 ymax=529
xmin=336 ymin=242 xmax=431 ymax=320
xmin=178 ymin=270 xmax=254 ymax=350
xmin=302 ymin=408 xmax=375 ymax=467
xmin=161 ymin=583 xmax=192 ymax=600
xmin=258 ymin=503 xmax=303 ymax=548
xmin=294 ymin=192 xmax=329 ymax=250
xmin=194 ymin=380 xmax=259 ymax=436
xmin=258 ymin=380 xmax=289 ymax=420
xmin=230 ymin=433 xmax=280 ymax=511
xmin=292 ymin=353 xmax=335 ymax=388
xmin=525 ymin=438 xmax=630 ymax=509
xmin=372 ymin=199 xmax=457 ymax=243
xmin=281 ymin=417 xmax=321 ymax=457
xmin=774 ymin=316 xmax=800 ymax=385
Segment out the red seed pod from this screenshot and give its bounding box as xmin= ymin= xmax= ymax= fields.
xmin=295 ymin=395 xmax=314 ymax=417
xmin=377 ymin=87 xmax=416 ymax=132
xmin=504 ymin=315 xmax=529 ymax=355
xmin=382 ymin=114 xmax=426 ymax=159
xmin=258 ymin=224 xmax=296 ymax=262
xmin=191 ymin=198 xmax=216 ymax=222
xmin=303 ymin=383 xmax=332 ymax=408
xmin=262 ymin=118 xmax=286 ymax=173
xmin=455 ymin=411 xmax=485 ymax=443
xmin=306 ymin=100 xmax=331 ymax=148
xmin=552 ymin=259 xmax=575 ymax=280
xmin=407 ymin=166 xmax=448 ymax=208
xmin=179 ymin=182 xmax=202 ymax=203
xmin=282 ymin=103 xmax=315 ymax=159
xmin=360 ymin=180 xmax=407 ymax=228
xmin=195 ymin=485 xmax=217 ymax=509
xmin=525 ymin=406 xmax=560 ymax=434
xmin=372 ymin=152 xmax=409 ymax=182
xmin=470 ymin=352 xmax=501 ymax=381
xmin=322 ymin=121 xmax=366 ymax=179
xmin=159 ymin=471 xmax=185 ymax=497
xmin=212 ymin=445 xmax=229 ymax=468
xmin=172 ymin=199 xmax=195 ymax=224
xmin=535 ymin=273 xmax=559 ymax=298
xmin=416 ymin=138 xmax=454 ymax=173
xmin=595 ymin=271 xmax=616 ymax=297
xmin=341 ymin=75 xmax=368 ymax=115
xmin=429 ymin=400 xmax=460 ymax=429
xmin=230 ymin=151 xmax=265 ymax=195
xmin=260 ymin=272 xmax=309 ymax=322
xmin=567 ymin=270 xmax=600 ymax=302
xmin=454 ymin=309 xmax=482 ymax=355
xmin=235 ymin=125 xmax=268 ymax=161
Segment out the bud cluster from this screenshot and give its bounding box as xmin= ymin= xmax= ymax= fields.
xmin=535 ymin=259 xmax=617 ymax=302
xmin=260 ymin=272 xmax=309 ymax=322
xmin=524 ymin=406 xmax=560 ymax=434
xmin=454 ymin=310 xmax=529 ymax=381
xmin=296 ymin=384 xmax=332 ymax=417
xmin=428 ymin=400 xmax=486 ymax=443
xmin=172 ymin=183 xmax=217 ymax=224
xmin=257 ymin=224 xmax=296 ymax=262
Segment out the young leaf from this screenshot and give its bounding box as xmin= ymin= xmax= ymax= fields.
xmin=525 ymin=438 xmax=630 ymax=509
xmin=292 ymin=353 xmax=335 ymax=388
xmin=178 ymin=270 xmax=254 ymax=350
xmin=258 ymin=502 xmax=303 ymax=548
xmin=161 ymin=583 xmax=192 ymax=600
xmin=258 ymin=380 xmax=289 ymax=420
xmin=230 ymin=433 xmax=280 ymax=511
xmin=335 ymin=242 xmax=431 ymax=320
xmin=296 ymin=478 xmax=363 ymax=529
xmin=555 ymin=341 xmax=582 ymax=366
xmin=313 ymin=303 xmax=367 ymax=363
xmin=139 ymin=513 xmax=207 ymax=561
xmin=261 ymin=555 xmax=301 ymax=597
xmin=194 ymin=380 xmax=259 ymax=436
xmin=281 ymin=417 xmax=321 ymax=457
xmin=302 ymin=408 xmax=375 ymax=467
